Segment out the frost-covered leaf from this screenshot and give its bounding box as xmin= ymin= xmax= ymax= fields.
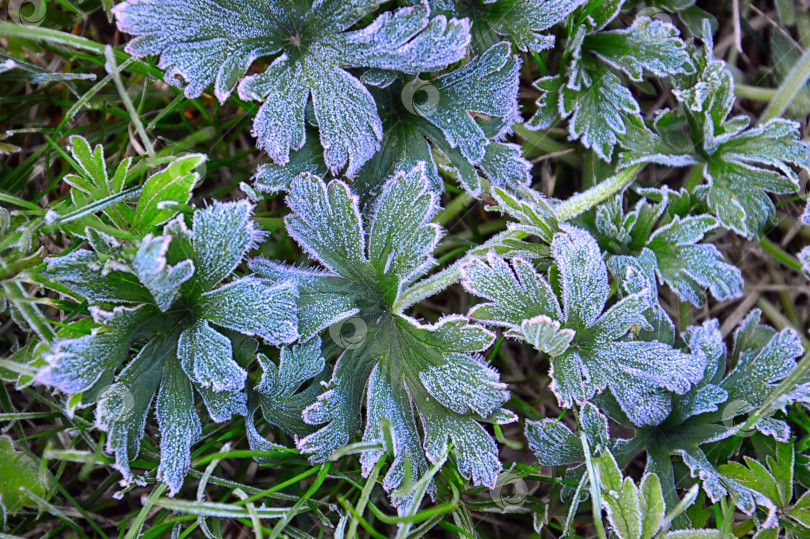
xmin=156 ymin=358 xmax=202 ymax=495
xmin=132 ymin=234 xmax=194 ymax=311
xmin=429 ymin=0 xmax=583 ymax=53
xmin=251 ymin=164 xmax=511 ymax=512
xmin=462 ymin=226 xmax=701 ymax=426
xmin=44 ymin=248 xmax=152 ymax=305
xmin=593 ymin=192 xmax=743 ymax=307
xmin=800 ymin=247 xmax=810 ymax=280
xmin=624 ymin=39 xmax=810 ymax=237
xmin=565 ymin=69 xmax=639 ymax=161
xmin=253 ymin=337 xmax=326 ymax=437
xmin=39 ymin=201 xmax=298 ymax=494
xmin=95 ymin=336 xmax=166 ymax=479
xmin=197 ymin=277 xmax=298 ymax=343
xmin=525 ymin=416 xmax=583 ymax=467
xmin=461 ymin=253 xmax=562 ymax=330
xmin=178 ymin=318 xmax=243 ymax=392
xmin=525 ymin=402 xmax=607 ymax=467
xmin=486 ymin=186 xmax=559 ymax=243
xmin=192 ymin=200 xmax=262 ymax=289
xmin=38 ymin=305 xmax=158 ymax=396
xmin=586 ymin=17 xmax=694 ymax=82
xmin=583 ymin=311 xmax=805 ymax=521
xmin=115 ymin=1 xmax=470 ymax=176
xmin=526 ymin=10 xmax=694 ymax=161
xmin=647 ymin=215 xmax=743 ymax=305
xmin=699 ymin=118 xmax=808 ymax=238
xmin=519 ymin=315 xmax=575 ymax=357
xmin=253 ymin=43 xmax=530 ymax=198
xmin=717 ymin=309 xmax=805 ymax=426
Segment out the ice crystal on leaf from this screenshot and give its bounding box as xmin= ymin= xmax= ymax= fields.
xmin=114 ymin=0 xmax=470 ymax=177
xmin=461 ymin=225 xmax=701 ymax=427
xmin=591 ymin=191 xmax=743 ymax=307
xmin=249 ymin=164 xmax=513 ymax=512
xmin=528 ymin=309 xmax=807 ymax=524
xmin=254 ymin=42 xmax=530 ymax=199
xmin=37 ymin=201 xmax=298 ymax=495
xmin=526 ymin=1 xmax=694 ymax=160
xmin=619 ymin=27 xmax=810 ymax=238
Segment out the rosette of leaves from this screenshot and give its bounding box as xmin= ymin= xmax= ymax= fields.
xmin=589 ymin=190 xmax=743 ymax=307
xmin=422 ymin=0 xmax=584 ymax=54
xmin=618 ymin=29 xmax=810 ymax=238
xmin=525 ymin=0 xmax=694 ymax=160
xmin=113 ymin=0 xmax=470 ymax=177
xmin=253 ymin=42 xmax=530 ymax=199
xmin=37 ymin=201 xmax=299 ymax=494
xmin=460 ymin=225 xmax=701 ymax=427
xmin=45 ymin=135 xmax=203 ymax=237
xmin=718 ymin=440 xmax=810 ymax=538
xmin=249 ymin=163 xmax=514 ymax=512
xmin=527 ymin=309 xmax=807 ymax=524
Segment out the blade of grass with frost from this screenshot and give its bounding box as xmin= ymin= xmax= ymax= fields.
xmin=249 ymin=163 xmax=514 ymax=512
xmin=114 ymin=0 xmax=470 ymax=177
xmin=38 ymin=201 xmax=299 ymax=495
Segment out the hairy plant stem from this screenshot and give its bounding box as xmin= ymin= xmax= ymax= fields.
xmin=760 ymin=46 xmax=810 ymax=123
xmin=734 ymin=84 xmax=778 ymax=101
xmin=759 ymin=237 xmax=803 ymax=272
xmin=393 ymin=164 xmax=645 ymax=312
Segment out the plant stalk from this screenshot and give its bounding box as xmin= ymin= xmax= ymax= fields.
xmin=760 ymin=46 xmax=810 ymax=123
